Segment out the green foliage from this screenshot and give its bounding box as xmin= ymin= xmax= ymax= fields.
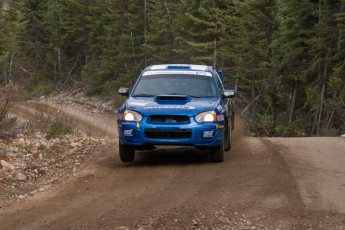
xmin=324 ymin=128 xmax=338 ymax=137
xmin=2 ymin=116 xmax=17 ymax=132
xmin=25 ymin=82 xmax=52 ymax=99
xmin=0 ymin=102 xmax=17 ymax=138
xmin=1 ymin=0 xmax=345 ymax=136
xmin=101 ymin=80 xmax=126 ymax=107
xmin=275 ymin=120 xmax=307 ymax=137
xmin=46 ymin=118 xmax=72 ymax=139
xmin=0 ymin=103 xmax=10 ymax=131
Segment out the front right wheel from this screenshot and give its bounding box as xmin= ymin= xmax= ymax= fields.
xmin=119 ymin=143 xmax=135 ymax=162
xmin=224 ymin=121 xmax=232 ymax=151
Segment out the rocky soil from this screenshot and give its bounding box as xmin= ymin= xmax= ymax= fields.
xmin=0 ymin=131 xmax=111 ymax=206
xmin=0 ymin=88 xmax=115 ymax=207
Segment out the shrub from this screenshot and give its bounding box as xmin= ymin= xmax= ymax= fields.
xmin=25 ymin=82 xmax=53 ymax=99
xmin=46 ymin=118 xmax=72 ymax=139
xmin=324 ymin=128 xmax=338 ymax=137
xmin=0 ymin=102 xmax=17 ymax=138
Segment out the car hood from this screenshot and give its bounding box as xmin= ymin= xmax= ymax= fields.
xmin=125 ymin=96 xmax=220 ymax=116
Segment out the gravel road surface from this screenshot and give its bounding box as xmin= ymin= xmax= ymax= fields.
xmin=1 ymin=102 xmax=344 ymax=229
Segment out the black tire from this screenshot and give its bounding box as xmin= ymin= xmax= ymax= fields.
xmin=224 ymin=121 xmax=231 ymax=151
xmin=119 ymin=143 xmax=135 ymax=162
xmin=210 ymin=139 xmax=224 ymax=163
xmin=231 ymin=111 xmax=235 ymax=130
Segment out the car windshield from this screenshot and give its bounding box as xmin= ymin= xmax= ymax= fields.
xmin=131 ymin=74 xmax=218 ymax=98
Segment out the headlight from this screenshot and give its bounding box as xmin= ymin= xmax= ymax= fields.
xmin=196 ymin=111 xmax=217 ymax=122
xmin=123 ymin=110 xmax=142 ymax=122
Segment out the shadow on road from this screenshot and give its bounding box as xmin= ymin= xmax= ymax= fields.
xmin=95 ymin=146 xmax=240 ymax=170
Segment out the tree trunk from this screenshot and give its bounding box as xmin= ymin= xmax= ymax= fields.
xmin=213 ymin=15 xmax=218 ymax=69
xmin=316 ymin=50 xmax=329 ymax=136
xmin=54 ymin=47 xmax=61 ymax=86
xmin=251 ymin=71 xmax=256 ymax=127
xmin=3 ymin=66 xmax=7 ymax=85
xmin=289 ymin=83 xmax=298 ymax=124
xmin=326 ymin=110 xmax=335 ymax=131
xmin=54 ymin=49 xmax=57 ymax=85
xmin=57 ymin=48 xmax=61 ymax=79
xmin=144 ymin=0 xmax=148 ymax=67
xmin=316 ymin=81 xmax=326 ymax=135
xmin=310 ymin=63 xmax=322 ymax=136
xmin=9 ymin=51 xmax=14 ymax=85
xmin=326 ymin=89 xmax=338 ymax=131
xmin=213 ymin=37 xmax=217 ymax=68
xmin=164 ymin=2 xmax=173 ymax=62
xmin=311 ymin=0 xmax=323 ymax=135
xmin=339 ymin=1 xmax=344 ymax=50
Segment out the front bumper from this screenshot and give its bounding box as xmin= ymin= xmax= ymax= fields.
xmin=118 ymin=118 xmax=225 ymax=147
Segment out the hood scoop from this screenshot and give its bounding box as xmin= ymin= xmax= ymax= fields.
xmin=155 ymin=95 xmax=190 ymax=103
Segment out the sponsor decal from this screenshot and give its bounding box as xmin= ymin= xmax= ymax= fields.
xmin=216 ymin=125 xmax=225 ymax=129
xmin=129 ymin=102 xmax=148 ymax=106
xmin=216 ymin=105 xmax=225 ymax=112
xmin=203 ymin=130 xmax=214 ymax=138
xmin=136 ymin=123 xmax=140 ymax=129
xmin=124 ymin=129 xmax=133 ymax=137
xmin=144 ymin=106 xmax=195 ymax=110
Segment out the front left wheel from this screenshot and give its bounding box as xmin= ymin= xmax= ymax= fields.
xmin=119 ymin=143 xmax=135 ymax=162
xmin=210 ymin=139 xmax=224 ymax=163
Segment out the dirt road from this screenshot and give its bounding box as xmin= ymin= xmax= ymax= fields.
xmin=1 ymin=102 xmax=345 ymax=229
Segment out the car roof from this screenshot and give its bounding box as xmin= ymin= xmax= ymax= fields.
xmin=146 ymin=64 xmax=213 ymax=72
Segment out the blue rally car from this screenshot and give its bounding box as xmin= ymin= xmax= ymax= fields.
xmin=117 ymin=64 xmax=236 ymax=163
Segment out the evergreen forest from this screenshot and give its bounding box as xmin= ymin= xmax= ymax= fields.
xmin=1 ymin=0 xmax=345 ymax=137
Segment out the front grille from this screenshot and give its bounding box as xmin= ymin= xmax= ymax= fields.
xmin=145 ymin=129 xmax=191 ymax=139
xmin=149 ymin=115 xmax=190 ymax=124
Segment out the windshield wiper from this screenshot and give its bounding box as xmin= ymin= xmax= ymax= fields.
xmin=132 ymin=94 xmax=156 ymax=97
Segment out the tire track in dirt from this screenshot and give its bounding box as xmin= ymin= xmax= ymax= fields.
xmin=12 ymin=101 xmax=117 ymax=139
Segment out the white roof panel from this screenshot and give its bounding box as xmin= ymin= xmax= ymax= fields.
xmin=142 ymin=70 xmax=212 ymax=77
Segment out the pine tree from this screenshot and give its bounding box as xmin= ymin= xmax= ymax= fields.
xmin=44 ymin=0 xmax=63 ymax=85
xmin=175 ymin=0 xmax=226 ymax=66
xmin=16 ymin=0 xmax=53 ymax=92
xmin=273 ymin=0 xmax=314 ymax=135
xmin=144 ymin=0 xmax=181 ymax=64
xmin=0 ymin=0 xmax=21 ymax=84
xmin=305 ymin=0 xmax=341 ymax=135
xmin=325 ymin=0 xmax=345 ymax=132
xmin=84 ymin=0 xmax=146 ymax=96
xmin=221 ymin=0 xmax=277 ymax=135
xmin=59 ymin=0 xmax=89 ymax=84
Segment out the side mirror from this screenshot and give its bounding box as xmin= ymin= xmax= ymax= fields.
xmin=223 ymin=90 xmax=236 ymax=98
xmin=217 ymin=70 xmax=225 ymax=83
xmin=118 ymin=87 xmax=129 ymax=97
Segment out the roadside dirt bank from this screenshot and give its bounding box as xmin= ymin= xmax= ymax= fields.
xmin=267 ymin=137 xmax=345 ymax=214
